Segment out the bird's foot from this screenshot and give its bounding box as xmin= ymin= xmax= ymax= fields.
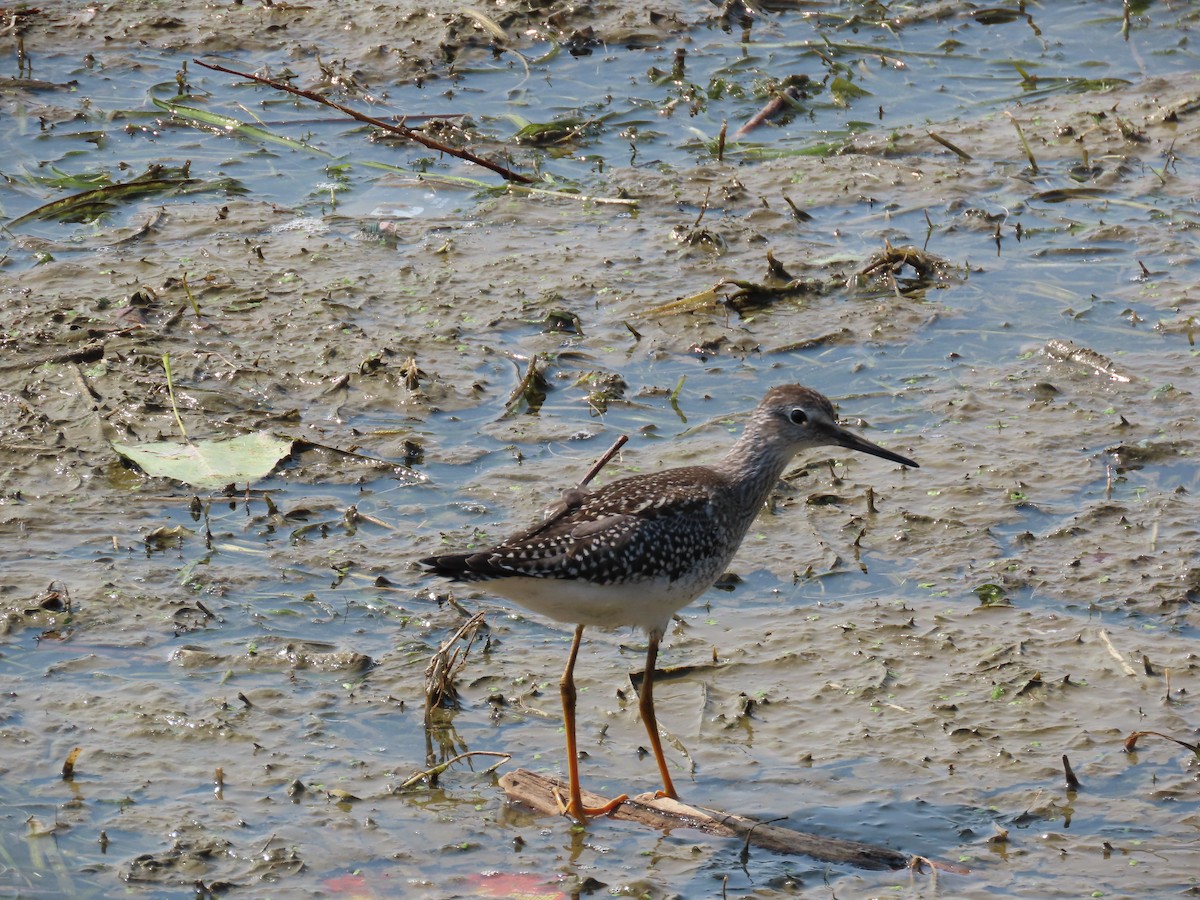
xmin=553 ymin=786 xmax=629 ymax=822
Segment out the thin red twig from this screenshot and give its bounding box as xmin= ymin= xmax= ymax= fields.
xmin=192 ymin=58 xmax=533 ymax=184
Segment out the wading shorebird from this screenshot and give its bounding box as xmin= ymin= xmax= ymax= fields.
xmin=421 ymin=384 xmax=918 ymax=822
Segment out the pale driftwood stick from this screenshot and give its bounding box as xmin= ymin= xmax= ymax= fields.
xmin=498 ymin=769 xmax=910 ymax=871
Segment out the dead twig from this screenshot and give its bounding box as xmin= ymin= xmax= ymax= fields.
xmin=192 ymin=58 xmax=533 ymax=184
xmin=577 ymin=435 xmax=628 ymax=489
xmin=397 ymin=750 xmax=512 ymax=790
xmin=1123 ymin=730 xmax=1200 ymax=758
xmin=927 ymin=130 xmax=973 ymax=161
xmin=424 ymin=611 xmax=487 ymax=726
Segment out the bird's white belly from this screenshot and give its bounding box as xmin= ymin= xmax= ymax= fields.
xmin=484 ymin=572 xmax=711 ymax=634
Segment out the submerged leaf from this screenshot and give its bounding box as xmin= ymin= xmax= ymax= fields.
xmin=112 ymin=432 xmax=293 ymax=488
xmin=830 ymin=76 xmax=871 ymax=107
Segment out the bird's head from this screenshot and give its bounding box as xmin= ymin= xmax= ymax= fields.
xmin=756 ymin=384 xmax=918 ymax=468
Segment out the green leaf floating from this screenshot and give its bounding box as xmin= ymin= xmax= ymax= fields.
xmin=112 ymin=433 xmax=293 ymax=489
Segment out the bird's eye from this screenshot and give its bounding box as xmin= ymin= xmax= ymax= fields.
xmin=789 ymin=408 xmax=808 ymax=425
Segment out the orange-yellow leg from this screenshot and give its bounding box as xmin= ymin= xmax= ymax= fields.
xmin=557 ymin=624 xmax=628 ymax=822
xmin=639 ymin=630 xmax=678 ymax=800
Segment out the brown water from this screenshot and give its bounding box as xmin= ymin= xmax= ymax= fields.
xmin=2 ymin=2 xmax=1198 ymax=897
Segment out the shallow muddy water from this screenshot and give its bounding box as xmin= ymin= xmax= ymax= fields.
xmin=1 ymin=2 xmax=1198 ymax=898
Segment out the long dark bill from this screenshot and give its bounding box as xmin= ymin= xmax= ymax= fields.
xmin=832 ymin=424 xmax=919 ymax=468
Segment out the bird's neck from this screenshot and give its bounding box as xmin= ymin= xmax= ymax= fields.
xmin=711 ymin=422 xmax=797 ymax=520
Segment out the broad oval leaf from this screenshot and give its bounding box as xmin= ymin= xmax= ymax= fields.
xmin=111 ymin=432 xmax=293 ymax=489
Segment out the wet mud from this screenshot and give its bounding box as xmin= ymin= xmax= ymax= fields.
xmin=1 ymin=2 xmax=1198 ymax=897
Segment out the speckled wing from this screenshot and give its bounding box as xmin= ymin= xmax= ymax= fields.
xmin=422 ymin=467 xmax=728 ymax=586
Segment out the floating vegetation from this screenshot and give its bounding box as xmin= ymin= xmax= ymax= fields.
xmin=5 ymin=163 xmax=241 ymax=228
xmin=152 ymin=97 xmax=335 ymax=157
xmin=855 ymin=244 xmax=956 ymax=294
xmin=503 ymin=354 xmax=550 ymax=417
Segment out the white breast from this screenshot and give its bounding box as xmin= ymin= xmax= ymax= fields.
xmin=484 ymin=569 xmax=717 ymax=635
